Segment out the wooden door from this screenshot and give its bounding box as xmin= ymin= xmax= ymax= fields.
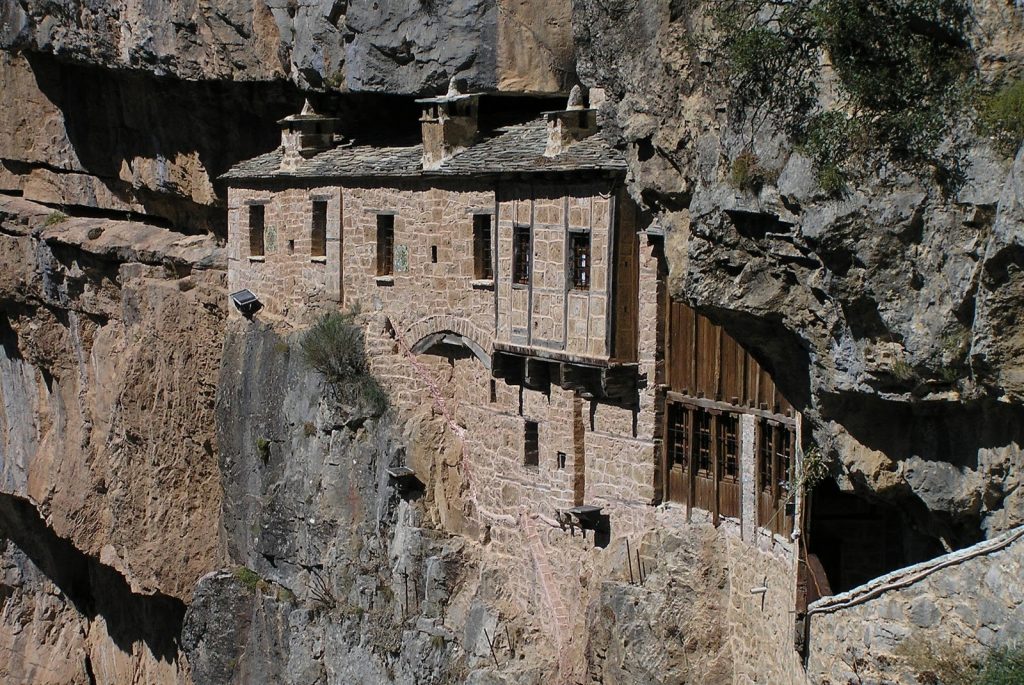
xmin=692 ymin=408 xmax=716 ymax=517
xmin=716 ymin=413 xmax=741 ymax=519
xmin=665 ymin=401 xmax=690 ymax=505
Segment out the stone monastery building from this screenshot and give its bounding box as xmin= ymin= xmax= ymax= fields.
xmin=223 ymin=83 xmax=808 ymax=670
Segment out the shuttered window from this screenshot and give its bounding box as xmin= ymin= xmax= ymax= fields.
xmin=311 ymin=200 xmax=327 ymax=257
xmin=473 ymin=215 xmax=493 ymax=280
xmin=512 ymin=226 xmax=531 ymax=285
xmin=249 ymin=205 xmax=265 ymax=257
xmin=376 ymin=215 xmax=394 ymax=276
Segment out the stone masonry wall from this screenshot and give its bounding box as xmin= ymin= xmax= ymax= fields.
xmin=496 ymin=182 xmax=614 ymax=359
xmin=225 ymin=176 xmax=809 ymax=682
xmin=807 ymin=526 xmax=1024 ymax=684
xmin=227 ymin=185 xmax=341 ymax=322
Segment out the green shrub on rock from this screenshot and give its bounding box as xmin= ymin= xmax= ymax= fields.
xmin=979 ymin=80 xmax=1024 ymax=157
xmin=300 ymin=312 xmax=387 ymax=415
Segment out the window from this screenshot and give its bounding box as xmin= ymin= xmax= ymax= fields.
xmin=666 ymin=402 xmax=690 ymax=472
xmin=757 ymin=418 xmax=796 ymax=533
xmin=524 ymin=420 xmax=539 ymax=467
xmin=311 ymin=200 xmax=327 ymax=258
xmin=557 ymin=452 xmax=567 ymax=469
xmin=248 ymin=205 xmax=265 ymax=257
xmin=473 ymin=215 xmax=493 ymax=280
xmin=512 ymin=225 xmax=531 ymax=285
xmin=489 ymin=379 xmax=497 ymax=403
xmin=716 ymin=413 xmax=740 ymax=482
xmin=431 ymin=245 xmax=438 ymax=263
xmin=693 ymin=408 xmax=713 ymax=476
xmin=376 ymin=215 xmax=394 ymax=276
xmin=569 ymin=231 xmax=591 ymax=290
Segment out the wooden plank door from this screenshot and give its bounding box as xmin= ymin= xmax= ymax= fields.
xmin=665 ymin=401 xmax=689 ymax=505
xmin=692 ymin=408 xmax=716 ymax=517
xmin=716 ymin=413 xmax=741 ymax=519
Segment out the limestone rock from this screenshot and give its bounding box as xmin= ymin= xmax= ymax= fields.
xmin=573 ymin=0 xmax=1024 ymax=536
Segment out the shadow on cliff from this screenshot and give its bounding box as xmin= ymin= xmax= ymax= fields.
xmin=820 ymin=392 xmax=1024 ymax=470
xmin=23 ymin=52 xmax=302 ymax=235
xmin=0 ymin=492 xmax=186 ymax=664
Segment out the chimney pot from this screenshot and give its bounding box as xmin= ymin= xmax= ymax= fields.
xmin=416 ymin=80 xmax=480 ymax=170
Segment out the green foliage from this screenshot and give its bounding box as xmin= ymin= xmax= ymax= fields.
xmin=891 ymin=359 xmax=919 ymax=383
xmin=817 ymin=164 xmax=846 ymax=195
xmin=301 ymin=312 xmax=365 ymax=385
xmin=800 ymin=446 xmax=830 ymax=491
xmin=708 ymin=0 xmax=820 ymax=132
xmin=233 ymin=566 xmax=262 ymax=591
xmin=300 ymin=312 xmax=388 ymax=414
xmin=709 ymin=0 xmax=977 ymax=184
xmin=978 ymin=79 xmax=1024 ymax=156
xmin=729 ymin=151 xmax=777 ymax=192
xmin=256 ymin=437 xmax=271 ymax=463
xmin=814 ymin=0 xmax=972 ymax=115
xmin=44 ymin=211 xmax=68 ymax=226
xmin=897 ymin=638 xmax=1024 ymax=685
xmin=978 ymin=645 xmax=1024 ymax=685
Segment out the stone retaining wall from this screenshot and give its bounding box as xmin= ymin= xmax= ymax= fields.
xmin=807 ymin=526 xmax=1024 ymax=684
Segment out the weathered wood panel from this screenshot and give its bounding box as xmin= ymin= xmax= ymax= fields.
xmin=666 ymin=299 xmax=793 ymax=416
xmin=611 ymin=189 xmax=639 ymax=362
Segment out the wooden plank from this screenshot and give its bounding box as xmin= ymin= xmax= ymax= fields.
xmin=696 ymin=315 xmax=719 ymax=400
xmin=720 ymin=329 xmax=745 ymax=404
xmin=611 ymin=189 xmax=639 ymax=362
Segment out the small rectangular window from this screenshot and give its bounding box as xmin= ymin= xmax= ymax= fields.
xmin=249 ymin=205 xmax=265 ymax=257
xmin=569 ymin=231 xmax=591 ymax=290
xmin=666 ymin=402 xmax=690 ymax=472
xmin=513 ymin=225 xmax=531 ymax=285
xmin=524 ymin=420 xmax=539 ymax=467
xmin=311 ymin=200 xmax=327 ymax=257
xmin=692 ymin=408 xmax=712 ymax=476
xmin=431 ymin=245 xmax=438 ymax=263
xmin=376 ymin=215 xmax=394 ymax=276
xmin=489 ymin=379 xmax=497 ymax=403
xmin=473 ymin=215 xmax=493 ymax=280
xmin=716 ymin=413 xmax=740 ymax=482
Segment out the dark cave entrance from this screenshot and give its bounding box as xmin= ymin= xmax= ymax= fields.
xmin=805 ymin=479 xmax=946 ymax=594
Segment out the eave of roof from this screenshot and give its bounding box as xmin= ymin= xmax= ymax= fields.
xmin=220 ymin=120 xmax=626 ymax=184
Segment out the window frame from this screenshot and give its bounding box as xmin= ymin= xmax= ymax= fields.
xmin=524 ymin=419 xmax=539 ymax=467
xmin=568 ymin=230 xmax=591 ymax=290
xmin=512 ymin=225 xmax=531 ymax=286
xmin=473 ymin=214 xmax=493 ymax=280
xmin=310 ymin=200 xmax=327 ymax=258
xmin=376 ymin=214 xmax=395 ymax=276
xmin=248 ymin=204 xmax=266 ymax=257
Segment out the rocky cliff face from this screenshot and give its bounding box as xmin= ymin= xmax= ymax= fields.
xmin=573 ymin=0 xmax=1024 ymax=541
xmin=179 ymin=321 xmax=741 ymax=684
xmin=0 ymin=196 xmax=224 ymax=683
xmin=1 ymin=1 xmax=572 ymax=233
xmin=1 ymin=1 xmax=1023 ymax=683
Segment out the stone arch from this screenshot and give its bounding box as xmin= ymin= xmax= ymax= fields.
xmin=403 ymin=315 xmax=493 ymax=370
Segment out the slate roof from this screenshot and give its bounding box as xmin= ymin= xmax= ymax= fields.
xmin=221 ymin=120 xmax=625 ymax=182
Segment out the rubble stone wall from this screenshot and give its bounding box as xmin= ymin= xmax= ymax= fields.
xmin=806 ymin=526 xmax=1024 ymax=684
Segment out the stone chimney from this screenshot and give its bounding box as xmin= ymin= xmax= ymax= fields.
xmin=416 ymin=78 xmax=481 ymax=170
xmin=278 ymin=99 xmax=339 ymax=171
xmin=543 ymin=85 xmax=598 ymax=157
